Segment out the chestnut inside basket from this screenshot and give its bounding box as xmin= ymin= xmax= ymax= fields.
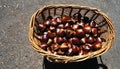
xmin=29 ymin=5 xmax=115 ymax=63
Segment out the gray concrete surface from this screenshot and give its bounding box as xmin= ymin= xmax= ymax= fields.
xmin=0 ymin=0 xmax=120 ymax=69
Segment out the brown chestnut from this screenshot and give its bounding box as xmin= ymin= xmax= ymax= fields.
xmin=47 ymin=39 xmax=53 ymax=45
xmin=87 ymin=36 xmax=94 ymax=43
xmin=71 ymin=45 xmax=79 ymax=54
xmin=77 ymin=21 xmax=85 ymax=28
xmin=93 ymin=42 xmax=102 ymax=50
xmin=62 ymin=15 xmax=71 ymax=23
xmin=65 ymin=28 xmax=74 ymax=38
xmin=90 ymin=21 xmax=96 ymax=27
xmin=85 ymin=23 xmax=89 ymax=26
xmin=42 ymin=34 xmax=48 ymax=42
xmin=85 ymin=43 xmax=93 ymax=50
xmin=84 ymin=25 xmax=92 ymax=33
xmin=48 ymin=32 xmax=56 ymax=38
xmin=54 ymin=37 xmax=65 ymax=44
xmin=56 ymin=17 xmax=62 ymax=23
xmin=78 ymin=48 xmax=84 ymax=56
xmin=51 ymin=20 xmax=58 ymax=27
xmin=58 ymin=24 xmax=64 ymax=28
xmin=71 ymin=37 xmax=80 ymax=45
xmin=60 ymin=43 xmax=69 ymax=49
xmin=65 ymin=23 xmax=71 ymax=29
xmin=56 ymin=28 xmax=65 ymax=37
xmin=38 ymin=23 xmax=46 ymax=30
xmin=44 ymin=20 xmax=51 ymax=27
xmin=60 ymin=43 xmax=69 ymax=52
xmin=72 ymin=24 xmax=79 ymax=30
xmin=37 ymin=34 xmax=48 ymax=43
xmin=79 ymin=37 xmax=87 ymax=44
xmin=57 ymin=49 xmax=65 ymax=55
xmin=91 ymin=28 xmax=98 ymax=36
xmin=49 ymin=26 xmax=56 ymax=32
xmin=40 ymin=43 xmax=48 ymax=50
xmin=82 ymin=44 xmax=91 ymax=52
xmin=96 ymin=37 xmax=102 ymax=43
xmin=66 ymin=48 xmax=73 ymax=56
xmin=75 ymin=29 xmax=85 ymax=37
xmin=51 ymin=43 xmax=59 ymax=50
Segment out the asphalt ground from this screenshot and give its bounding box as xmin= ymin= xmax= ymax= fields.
xmin=0 ymin=0 xmax=120 ymax=69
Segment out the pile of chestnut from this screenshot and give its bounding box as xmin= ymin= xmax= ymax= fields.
xmin=35 ymin=13 xmax=103 ymax=56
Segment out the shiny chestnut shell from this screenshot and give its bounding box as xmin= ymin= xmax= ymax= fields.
xmin=93 ymin=42 xmax=102 ymax=50
xmin=71 ymin=37 xmax=80 ymax=45
xmin=84 ymin=25 xmax=92 ymax=33
xmin=75 ymin=28 xmax=85 ymax=37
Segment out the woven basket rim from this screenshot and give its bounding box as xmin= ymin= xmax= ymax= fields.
xmin=29 ymin=5 xmax=115 ymax=63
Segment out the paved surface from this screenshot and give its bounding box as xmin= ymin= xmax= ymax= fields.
xmin=0 ymin=0 xmax=120 ymax=69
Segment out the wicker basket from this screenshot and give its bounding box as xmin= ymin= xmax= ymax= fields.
xmin=29 ymin=5 xmax=115 ymax=63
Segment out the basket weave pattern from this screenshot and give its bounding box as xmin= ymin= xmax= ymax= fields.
xmin=29 ymin=5 xmax=114 ymax=63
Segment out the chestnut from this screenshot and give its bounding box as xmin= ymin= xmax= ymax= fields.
xmin=84 ymin=25 xmax=92 ymax=33
xmin=57 ymin=49 xmax=65 ymax=55
xmin=85 ymin=43 xmax=93 ymax=50
xmin=51 ymin=43 xmax=59 ymax=50
xmin=79 ymin=37 xmax=87 ymax=44
xmin=47 ymin=39 xmax=53 ymax=45
xmin=54 ymin=37 xmax=65 ymax=44
xmin=77 ymin=21 xmax=85 ymax=28
xmin=51 ymin=20 xmax=58 ymax=27
xmin=71 ymin=37 xmax=80 ymax=45
xmin=65 ymin=28 xmax=74 ymax=38
xmin=91 ymin=28 xmax=98 ymax=36
xmin=85 ymin=23 xmax=89 ymax=26
xmin=40 ymin=43 xmax=48 ymax=50
xmin=36 ymin=35 xmax=42 ymax=40
xmin=69 ymin=21 xmax=74 ymax=25
xmin=60 ymin=43 xmax=69 ymax=52
xmin=71 ymin=45 xmax=79 ymax=54
xmin=42 ymin=34 xmax=48 ymax=42
xmin=49 ymin=26 xmax=56 ymax=32
xmin=78 ymin=48 xmax=84 ymax=56
xmin=67 ymin=42 xmax=72 ymax=48
xmin=75 ymin=28 xmax=85 ymax=37
xmin=85 ymin=34 xmax=90 ymax=37
xmin=44 ymin=20 xmax=51 ymax=27
xmin=48 ymin=32 xmax=56 ymax=38
xmin=72 ymin=24 xmax=79 ymax=30
xmin=93 ymin=42 xmax=102 ymax=50
xmin=90 ymin=21 xmax=96 ymax=27
xmin=37 ymin=34 xmax=48 ymax=43
xmin=66 ymin=48 xmax=73 ymax=56
xmin=56 ymin=28 xmax=65 ymax=37
xmin=38 ymin=23 xmax=46 ymax=30
xmin=56 ymin=17 xmax=62 ymax=23
xmin=60 ymin=43 xmax=69 ymax=49
xmin=96 ymin=37 xmax=102 ymax=43
xmin=62 ymin=15 xmax=71 ymax=23
xmin=58 ymin=24 xmax=64 ymax=28
xmin=43 ymin=32 xmax=48 ymax=35
xmin=87 ymin=36 xmax=94 ymax=43
xmin=65 ymin=23 xmax=71 ymax=29
xmin=82 ymin=44 xmax=91 ymax=52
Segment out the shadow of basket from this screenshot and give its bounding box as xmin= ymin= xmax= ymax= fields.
xmin=43 ymin=56 xmax=108 ymax=69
